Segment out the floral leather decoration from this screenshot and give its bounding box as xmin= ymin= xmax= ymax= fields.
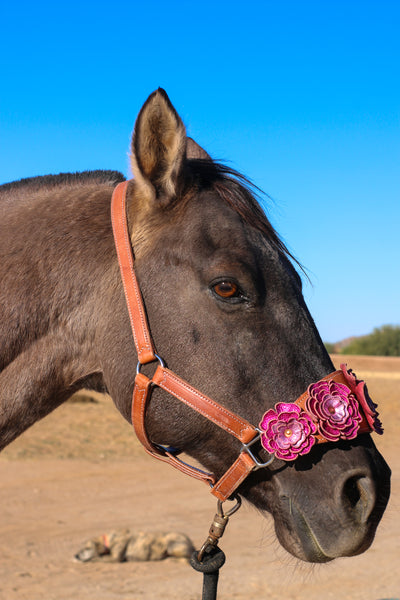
xmin=259 ymin=364 xmax=383 ymax=462
xmin=340 ymin=364 xmax=383 ymax=434
xmin=260 ymin=403 xmax=317 ymax=461
xmin=305 ymin=380 xmax=361 ymax=442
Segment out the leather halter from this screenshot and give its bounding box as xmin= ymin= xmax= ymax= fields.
xmin=111 ymin=180 xmax=376 ymax=502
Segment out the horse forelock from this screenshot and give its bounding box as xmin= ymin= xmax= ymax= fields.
xmin=129 ymin=157 xmax=303 ymax=276
xmin=188 ymin=159 xmax=306 ymax=276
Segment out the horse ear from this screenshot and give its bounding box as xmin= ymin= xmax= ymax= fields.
xmin=131 ymin=88 xmax=186 ymax=205
xmin=186 ymin=137 xmax=211 ymax=160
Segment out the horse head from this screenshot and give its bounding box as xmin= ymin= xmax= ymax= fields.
xmin=104 ymin=89 xmax=391 ymax=563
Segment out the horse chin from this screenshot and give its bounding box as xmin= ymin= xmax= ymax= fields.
xmin=272 ymin=498 xmax=374 ymax=563
xmin=274 ymin=500 xmax=334 ymax=563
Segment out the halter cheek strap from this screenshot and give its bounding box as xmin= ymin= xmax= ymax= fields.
xmin=111 ymin=181 xmax=381 ymax=502
xmin=110 ymin=180 xmax=156 ymax=365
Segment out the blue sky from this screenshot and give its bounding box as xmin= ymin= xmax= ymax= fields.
xmin=1 ymin=0 xmax=399 ymax=342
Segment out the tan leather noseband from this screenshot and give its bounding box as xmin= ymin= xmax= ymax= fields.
xmin=111 ymin=180 xmax=377 ymax=502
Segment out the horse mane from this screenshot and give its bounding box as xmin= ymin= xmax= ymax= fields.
xmin=1 ymin=163 xmax=303 ymax=274
xmin=0 ymin=170 xmax=126 ymax=193
xmin=186 ymin=159 xmax=304 ymax=275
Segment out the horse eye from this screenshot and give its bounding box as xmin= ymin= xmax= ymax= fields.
xmin=212 ymin=281 xmax=240 ymax=299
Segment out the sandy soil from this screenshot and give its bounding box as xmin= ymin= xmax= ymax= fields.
xmin=1 ymin=356 xmax=399 ymax=600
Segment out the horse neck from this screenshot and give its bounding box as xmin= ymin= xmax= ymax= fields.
xmin=0 ymin=182 xmax=119 ymax=449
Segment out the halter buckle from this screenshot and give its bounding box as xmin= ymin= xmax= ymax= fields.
xmin=241 ymin=429 xmax=275 ymax=470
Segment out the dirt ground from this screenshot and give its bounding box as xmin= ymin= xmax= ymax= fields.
xmin=1 ymin=355 xmax=399 ymax=600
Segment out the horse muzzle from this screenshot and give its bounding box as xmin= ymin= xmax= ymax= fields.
xmin=268 ymin=442 xmax=391 ymax=563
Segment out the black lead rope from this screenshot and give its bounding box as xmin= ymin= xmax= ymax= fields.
xmin=190 ymin=497 xmax=241 ymax=600
xmin=190 ymin=547 xmax=226 ymax=600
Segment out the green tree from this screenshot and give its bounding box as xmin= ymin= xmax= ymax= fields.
xmin=342 ymin=325 xmax=400 ymax=356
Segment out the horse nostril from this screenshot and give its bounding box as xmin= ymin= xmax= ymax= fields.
xmin=343 ymin=476 xmax=361 ymax=508
xmin=342 ymin=475 xmax=376 ymax=524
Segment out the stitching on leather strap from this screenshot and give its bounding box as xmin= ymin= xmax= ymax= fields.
xmin=211 ymin=453 xmax=255 ymax=501
xmin=131 ymin=374 xmax=154 ymax=453
xmin=132 ymin=375 xmax=216 ymax=486
xmin=154 ymin=366 xmax=256 ymax=444
xmin=111 ymin=181 xmax=156 ymax=363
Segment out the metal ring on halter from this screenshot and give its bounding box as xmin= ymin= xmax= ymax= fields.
xmin=241 ymin=429 xmax=275 ymax=470
xmin=217 ymin=495 xmax=242 ymax=518
xmin=136 ymin=354 xmax=166 ymax=376
xmin=197 ymin=495 xmax=242 ymax=562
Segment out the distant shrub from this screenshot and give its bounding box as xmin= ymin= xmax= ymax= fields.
xmin=324 ymin=342 xmax=335 ymax=353
xmin=342 ymin=325 xmax=400 ymax=356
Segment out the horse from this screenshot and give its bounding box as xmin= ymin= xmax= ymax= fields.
xmin=0 ymin=88 xmax=390 ymax=564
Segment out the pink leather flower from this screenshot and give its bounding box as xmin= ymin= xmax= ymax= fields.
xmin=259 ymin=403 xmax=317 ymax=461
xmin=305 ymin=380 xmax=361 ymax=441
xmin=340 ymin=364 xmax=383 ymax=434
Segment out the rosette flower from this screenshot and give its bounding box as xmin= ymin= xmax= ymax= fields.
xmin=340 ymin=364 xmax=383 ymax=434
xmin=305 ymin=380 xmax=361 ymax=441
xmin=259 ymin=403 xmax=317 ymax=461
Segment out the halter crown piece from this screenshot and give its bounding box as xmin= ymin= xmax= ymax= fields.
xmin=111 ymin=181 xmax=383 ymax=502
